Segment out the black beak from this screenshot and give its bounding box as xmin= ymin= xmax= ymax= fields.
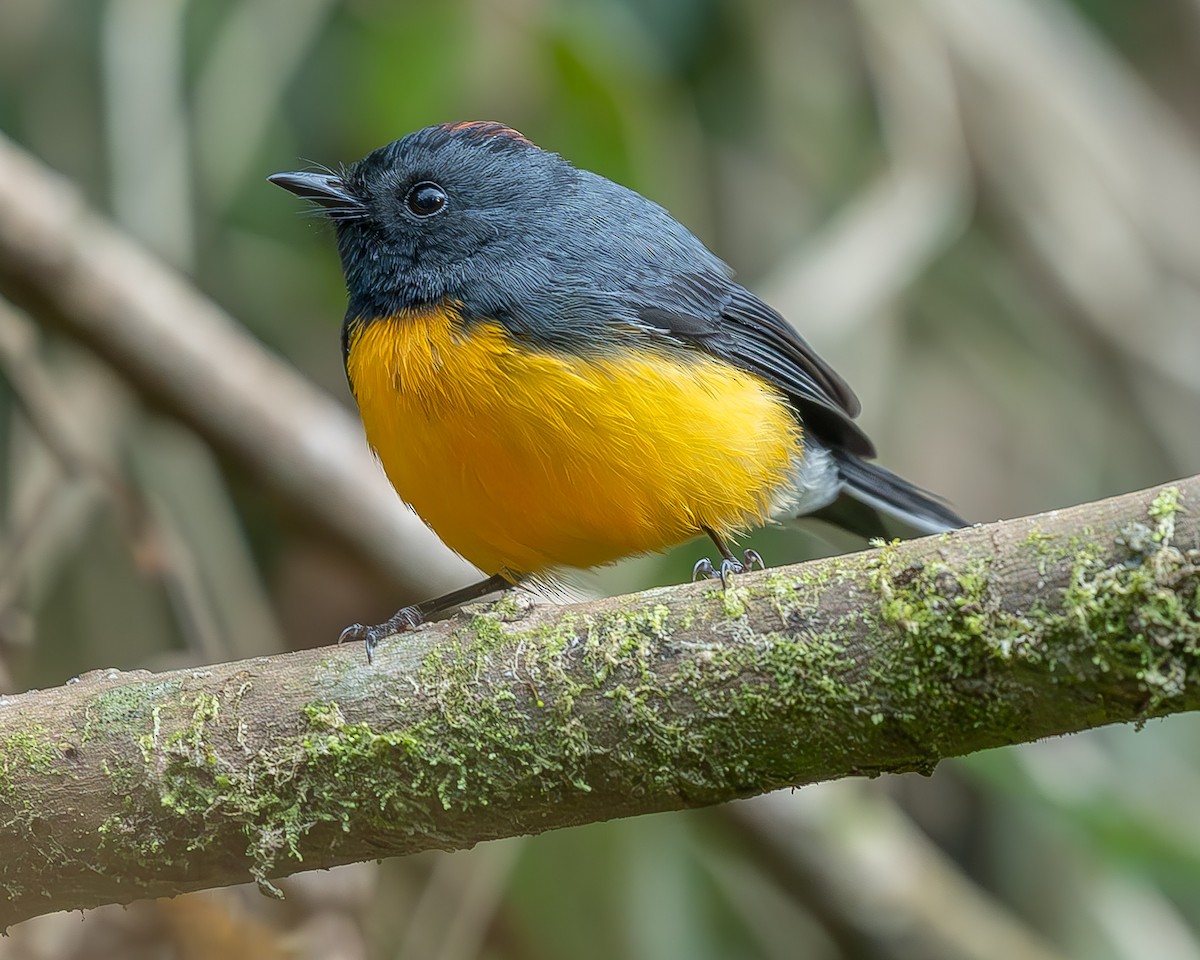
xmin=268 ymin=170 xmax=363 ymax=213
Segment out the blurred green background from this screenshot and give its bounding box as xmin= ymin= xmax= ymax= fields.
xmin=2 ymin=0 xmax=1199 ymax=958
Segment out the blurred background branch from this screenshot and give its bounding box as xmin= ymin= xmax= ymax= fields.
xmin=726 ymin=784 xmax=1068 ymax=960
xmin=0 ymin=129 xmax=478 ymax=607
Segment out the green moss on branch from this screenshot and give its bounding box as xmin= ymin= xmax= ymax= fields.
xmin=0 ymin=480 xmax=1197 ymax=927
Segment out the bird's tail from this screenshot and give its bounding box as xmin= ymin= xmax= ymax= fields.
xmin=808 ymin=452 xmax=966 ymax=541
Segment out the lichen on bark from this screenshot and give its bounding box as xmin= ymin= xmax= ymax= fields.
xmin=0 ymin=479 xmax=1197 ymax=928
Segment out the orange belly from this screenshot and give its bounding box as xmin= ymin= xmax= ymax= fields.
xmin=345 ymin=305 xmax=802 ymax=575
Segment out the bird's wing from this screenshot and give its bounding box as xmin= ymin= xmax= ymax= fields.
xmin=631 ymin=273 xmax=875 ymax=457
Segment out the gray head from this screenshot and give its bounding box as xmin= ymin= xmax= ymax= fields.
xmin=270 ymin=121 xmax=727 ymax=339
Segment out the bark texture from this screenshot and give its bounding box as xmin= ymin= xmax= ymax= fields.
xmin=1 ymin=478 xmax=1198 ymax=928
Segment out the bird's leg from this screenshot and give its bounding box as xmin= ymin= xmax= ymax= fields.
xmin=692 ymin=526 xmax=764 ymax=588
xmin=338 ymin=572 xmax=512 ymax=663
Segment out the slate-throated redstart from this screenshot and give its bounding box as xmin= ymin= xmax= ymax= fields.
xmin=270 ymin=121 xmax=964 ymax=661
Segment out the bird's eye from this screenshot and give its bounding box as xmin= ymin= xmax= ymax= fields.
xmin=405 ymin=181 xmax=448 ymax=217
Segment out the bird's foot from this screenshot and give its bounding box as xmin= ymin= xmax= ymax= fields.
xmin=691 ymin=548 xmax=764 ymax=588
xmin=338 ymin=605 xmax=424 ymax=664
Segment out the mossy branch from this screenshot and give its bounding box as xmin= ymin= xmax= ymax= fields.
xmin=2 ymin=477 xmax=1198 ymax=928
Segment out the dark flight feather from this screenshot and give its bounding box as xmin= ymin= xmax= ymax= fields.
xmin=632 ymin=274 xmax=875 ymax=457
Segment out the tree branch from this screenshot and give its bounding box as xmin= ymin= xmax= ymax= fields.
xmin=0 ymin=131 xmax=475 ymax=595
xmin=727 ymin=786 xmax=1069 ymax=960
xmin=0 ymin=476 xmax=1196 ymax=927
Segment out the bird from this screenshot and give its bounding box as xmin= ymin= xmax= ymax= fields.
xmin=270 ymin=121 xmax=964 ymax=660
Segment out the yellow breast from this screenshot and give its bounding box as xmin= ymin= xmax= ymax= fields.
xmin=345 ymin=305 xmax=802 ymax=576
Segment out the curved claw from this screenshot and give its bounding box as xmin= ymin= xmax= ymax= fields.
xmin=695 ymin=550 xmax=767 ymax=588
xmin=693 ymin=551 xmax=767 ymax=589
xmin=718 ymin=557 xmax=744 ymax=589
xmin=696 ymin=555 xmax=747 ymax=588
xmin=337 ymin=605 xmax=424 ymax=663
